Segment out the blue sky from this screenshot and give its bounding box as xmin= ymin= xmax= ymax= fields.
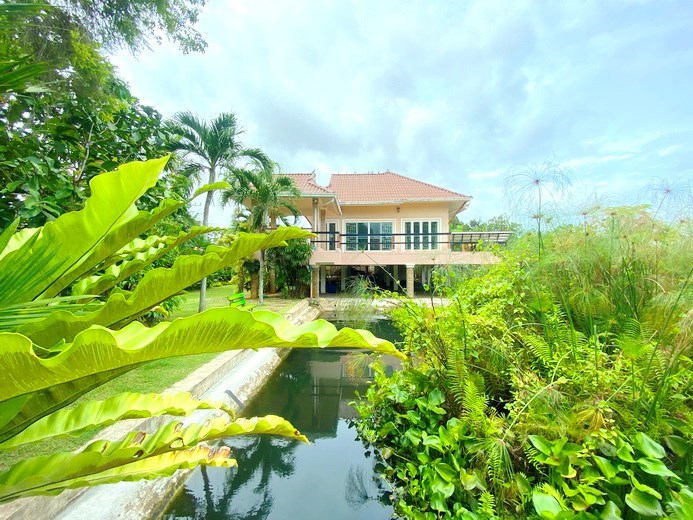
xmin=112 ymin=0 xmax=692 ymax=226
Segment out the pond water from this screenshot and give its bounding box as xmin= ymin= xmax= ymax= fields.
xmin=163 ymin=319 xmax=401 ymax=520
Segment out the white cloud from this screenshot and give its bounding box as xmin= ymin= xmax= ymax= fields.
xmin=110 ymin=0 xmax=693 ymax=223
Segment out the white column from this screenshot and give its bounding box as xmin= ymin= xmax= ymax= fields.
xmin=312 ymin=198 xmax=319 ymax=250
xmin=340 ymin=266 xmax=347 ymax=291
xmin=393 ymin=265 xmax=399 ymax=291
xmin=406 ymin=264 xmax=415 ymax=298
xmin=310 ymin=267 xmax=319 ymax=299
xmin=320 ymin=265 xmax=326 ymax=294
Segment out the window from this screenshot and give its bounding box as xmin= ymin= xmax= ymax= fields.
xmin=345 ymin=221 xmax=393 ymax=251
xmin=327 ymin=222 xmax=337 ymax=251
xmin=404 ymin=220 xmax=439 ymax=250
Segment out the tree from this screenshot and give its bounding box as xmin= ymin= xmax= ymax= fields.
xmin=222 ymin=162 xmax=301 ymax=303
xmin=266 ymin=238 xmax=312 ymax=297
xmin=0 ymin=87 xmax=179 ymax=228
xmin=168 ymin=111 xmax=270 ymax=311
xmin=0 ymin=157 xmax=402 ymax=502
xmin=452 ymin=214 xmax=523 ymax=233
xmin=1 ymin=5 xmax=193 ymax=229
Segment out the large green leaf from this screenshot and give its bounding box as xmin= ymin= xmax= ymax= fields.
xmin=0 ymin=157 xmax=169 ymax=305
xmin=71 ymin=226 xmax=219 ymax=296
xmin=0 ymin=444 xmax=234 ymax=502
xmin=0 ymin=306 xmax=403 ymax=404
xmin=633 ymin=432 xmax=666 ymax=459
xmin=625 ymin=488 xmax=663 ymax=516
xmin=0 ymin=296 xmax=101 ymax=332
xmin=533 ymin=491 xmax=564 ymax=519
xmin=0 ymin=225 xmax=37 ymax=262
xmin=0 ymin=392 xmax=235 ymax=450
xmin=0 ymin=218 xmax=19 ymax=258
xmin=0 ymin=367 xmax=138 ymax=443
xmin=0 ymin=415 xmax=305 ymax=502
xmin=636 ymin=457 xmax=678 ymax=478
xmin=191 ymin=181 xmax=232 ymax=200
xmin=19 ymin=227 xmax=310 ymax=346
xmin=28 ymin=446 xmax=235 ymax=499
xmin=66 ymin=198 xmax=185 ymax=282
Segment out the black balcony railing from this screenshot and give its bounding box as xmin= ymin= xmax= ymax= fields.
xmin=307 ymin=231 xmax=514 ymax=251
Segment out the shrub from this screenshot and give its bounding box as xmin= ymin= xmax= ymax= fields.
xmin=354 ymin=208 xmax=691 ymax=518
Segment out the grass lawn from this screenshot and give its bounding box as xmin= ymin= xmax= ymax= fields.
xmin=0 ymin=287 xmax=302 ymax=469
xmin=168 ymin=285 xmax=299 ymax=319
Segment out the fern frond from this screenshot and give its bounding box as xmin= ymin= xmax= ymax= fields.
xmin=478 ymin=491 xmax=498 ymax=518
xmin=462 ymin=374 xmax=489 ymax=430
xmin=516 ymin=331 xmax=553 ymax=369
xmin=446 ymin=350 xmax=469 ymax=411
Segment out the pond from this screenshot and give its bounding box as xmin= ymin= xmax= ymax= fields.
xmin=163 ymin=319 xmax=401 ymax=520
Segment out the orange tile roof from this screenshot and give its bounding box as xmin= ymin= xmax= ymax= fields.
xmin=327 ymin=171 xmax=470 ymax=204
xmin=277 ymin=173 xmax=334 ymax=196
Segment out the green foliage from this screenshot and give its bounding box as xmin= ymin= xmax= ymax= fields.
xmin=0 ymin=88 xmax=181 ymax=228
xmin=0 ymin=2 xmax=198 ymax=229
xmin=452 ymin=214 xmax=522 ymax=234
xmin=168 ymin=110 xmax=273 ymax=308
xmin=355 ymin=207 xmax=691 ymax=518
xmin=266 ymin=238 xmax=312 ymax=297
xmin=220 ymin=160 xmax=301 ymax=301
xmin=3 ymin=0 xmax=206 ymax=63
xmin=0 ymin=157 xmax=403 ymax=502
xmin=526 ymin=431 xmax=686 ymax=517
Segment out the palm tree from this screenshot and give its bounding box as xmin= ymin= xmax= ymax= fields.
xmin=221 ymin=162 xmax=301 ymax=303
xmin=168 ymin=111 xmax=270 ymax=311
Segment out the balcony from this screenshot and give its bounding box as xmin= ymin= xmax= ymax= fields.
xmin=307 ymin=230 xmax=513 ymax=266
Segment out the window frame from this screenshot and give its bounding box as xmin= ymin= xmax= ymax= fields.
xmin=401 ymin=218 xmax=442 ymax=251
xmin=343 ymin=219 xmax=395 ymax=252
xmin=325 ymin=219 xmax=339 ymax=251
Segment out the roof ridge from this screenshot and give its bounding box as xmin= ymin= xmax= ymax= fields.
xmin=329 ymin=172 xmax=385 ymax=175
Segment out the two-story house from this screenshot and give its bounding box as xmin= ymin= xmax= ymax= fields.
xmin=280 ymin=171 xmax=512 ymax=297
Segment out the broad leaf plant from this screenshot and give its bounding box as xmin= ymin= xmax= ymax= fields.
xmin=0 ymin=157 xmax=403 ymax=502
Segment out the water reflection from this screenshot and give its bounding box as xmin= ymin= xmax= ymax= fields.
xmin=164 ymin=328 xmax=400 ymax=520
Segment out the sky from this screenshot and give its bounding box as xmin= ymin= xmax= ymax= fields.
xmin=111 ymin=0 xmax=693 ymax=227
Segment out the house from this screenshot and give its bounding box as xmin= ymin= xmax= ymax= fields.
xmin=280 ymin=171 xmax=512 ymax=297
